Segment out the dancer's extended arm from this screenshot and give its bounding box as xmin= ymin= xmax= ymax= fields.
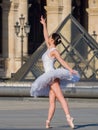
xmin=52 ymin=50 xmax=77 ymax=74
xmin=40 ymin=16 xmax=49 ymax=48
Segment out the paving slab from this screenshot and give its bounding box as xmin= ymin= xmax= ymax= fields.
xmin=0 ymin=97 xmax=97 ymax=130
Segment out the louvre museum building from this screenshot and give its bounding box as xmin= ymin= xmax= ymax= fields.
xmin=0 ymin=0 xmax=98 ymax=81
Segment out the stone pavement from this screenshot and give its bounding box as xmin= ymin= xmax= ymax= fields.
xmin=0 ymin=97 xmax=98 ymax=130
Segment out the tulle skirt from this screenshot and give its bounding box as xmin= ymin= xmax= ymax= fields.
xmin=30 ymin=68 xmax=80 ymax=97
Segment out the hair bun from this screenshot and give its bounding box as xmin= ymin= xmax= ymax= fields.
xmin=57 ymin=38 xmax=61 ymax=44
xmin=52 ymin=33 xmax=62 ymax=45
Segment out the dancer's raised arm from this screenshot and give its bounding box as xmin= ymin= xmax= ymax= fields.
xmin=40 ymin=16 xmax=49 ymax=48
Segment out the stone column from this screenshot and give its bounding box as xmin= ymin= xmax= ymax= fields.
xmin=2 ymin=0 xmax=16 ymax=78
xmin=45 ymin=0 xmax=63 ymax=34
xmin=62 ymin=0 xmax=72 ymax=20
xmin=45 ymin=0 xmax=71 ymax=34
xmin=86 ymin=0 xmax=98 ymax=78
xmin=87 ymin=0 xmax=98 ymax=42
xmin=14 ymin=0 xmax=28 ymax=74
xmin=13 ymin=0 xmax=21 ymax=72
xmin=2 ymin=0 xmax=28 ymax=78
xmin=61 ymin=0 xmax=72 ymax=43
xmin=18 ymin=0 xmax=28 ymax=57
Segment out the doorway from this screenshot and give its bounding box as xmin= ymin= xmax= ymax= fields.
xmin=28 ymin=0 xmax=46 ymax=54
xmin=72 ymin=0 xmax=88 ymax=58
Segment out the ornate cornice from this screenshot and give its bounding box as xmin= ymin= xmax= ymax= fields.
xmin=86 ymin=8 xmax=98 ymax=15
xmin=13 ymin=2 xmax=19 ymax=11
xmin=2 ymin=2 xmax=11 ymax=11
xmin=45 ymin=6 xmax=63 ymax=14
xmin=2 ymin=0 xmax=19 ymax=11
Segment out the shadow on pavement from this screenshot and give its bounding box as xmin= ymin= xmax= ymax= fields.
xmin=0 ymin=124 xmax=98 ymax=130
xmin=75 ymin=123 xmax=98 ymax=129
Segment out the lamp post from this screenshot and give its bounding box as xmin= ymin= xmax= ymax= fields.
xmin=14 ymin=14 xmax=30 ymax=66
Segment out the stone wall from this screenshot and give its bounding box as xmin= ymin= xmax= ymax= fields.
xmin=1 ymin=0 xmax=98 ymax=79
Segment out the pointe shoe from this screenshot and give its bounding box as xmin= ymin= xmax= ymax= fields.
xmin=66 ymin=115 xmax=75 ymax=129
xmin=46 ymin=120 xmax=50 ymax=129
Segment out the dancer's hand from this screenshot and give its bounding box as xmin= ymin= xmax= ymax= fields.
xmin=70 ymin=69 xmax=78 ymax=75
xmin=40 ymin=15 xmax=46 ymax=25
xmin=40 ymin=15 xmax=49 ymax=48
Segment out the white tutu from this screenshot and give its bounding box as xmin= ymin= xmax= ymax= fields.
xmin=30 ymin=68 xmax=80 ymax=97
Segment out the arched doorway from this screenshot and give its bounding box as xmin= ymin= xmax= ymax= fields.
xmin=28 ymin=0 xmax=46 ymax=54
xmin=72 ymin=0 xmax=88 ymax=30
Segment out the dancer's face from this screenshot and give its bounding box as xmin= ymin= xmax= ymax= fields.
xmin=48 ymin=36 xmax=54 ymax=45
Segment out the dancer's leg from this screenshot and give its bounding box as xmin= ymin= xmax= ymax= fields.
xmin=50 ymin=79 xmax=70 ymax=115
xmin=46 ymin=89 xmax=56 ymax=128
xmin=50 ymin=79 xmax=74 ymax=128
xmin=48 ymin=89 xmax=56 ymax=121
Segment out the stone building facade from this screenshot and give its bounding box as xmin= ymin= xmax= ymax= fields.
xmin=0 ymin=0 xmax=98 ymax=78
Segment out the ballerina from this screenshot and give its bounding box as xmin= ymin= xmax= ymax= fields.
xmin=30 ymin=16 xmax=80 ymax=129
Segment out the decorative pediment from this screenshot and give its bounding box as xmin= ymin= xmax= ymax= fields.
xmin=2 ymin=0 xmax=19 ymax=11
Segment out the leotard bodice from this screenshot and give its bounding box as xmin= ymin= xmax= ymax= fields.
xmin=42 ymin=48 xmax=56 ymax=72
